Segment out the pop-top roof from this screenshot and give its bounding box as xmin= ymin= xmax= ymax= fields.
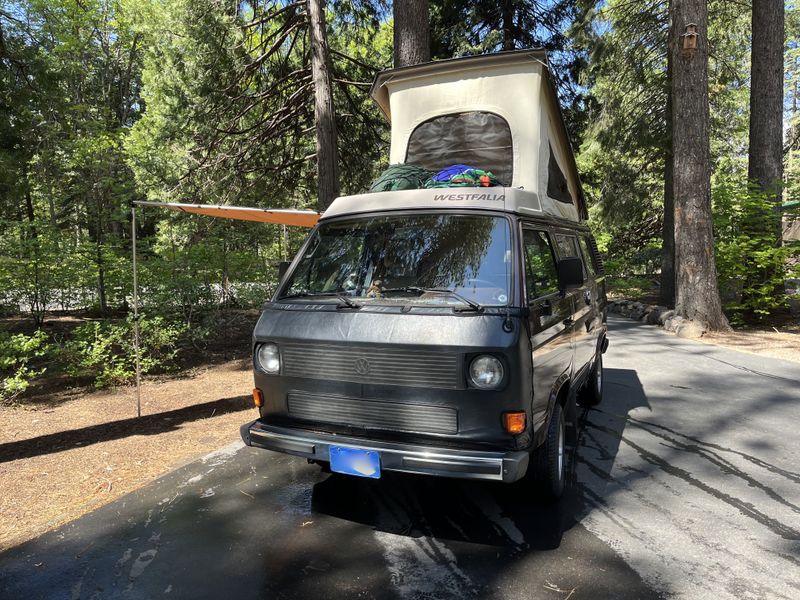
xmin=365 ymin=49 xmax=587 ymax=222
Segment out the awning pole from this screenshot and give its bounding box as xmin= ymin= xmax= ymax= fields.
xmin=131 ymin=205 xmax=142 ymax=418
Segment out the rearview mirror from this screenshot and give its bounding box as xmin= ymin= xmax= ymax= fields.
xmin=557 ymin=257 xmax=583 ymax=289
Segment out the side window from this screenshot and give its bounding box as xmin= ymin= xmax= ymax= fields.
xmin=578 ymin=236 xmax=597 ymax=277
xmin=554 ymin=233 xmax=587 ymax=281
xmin=522 ymin=229 xmax=559 ymax=300
xmin=547 ymin=143 xmax=574 ymax=205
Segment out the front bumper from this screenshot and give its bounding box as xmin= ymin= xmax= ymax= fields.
xmin=241 ymin=420 xmax=529 ymax=483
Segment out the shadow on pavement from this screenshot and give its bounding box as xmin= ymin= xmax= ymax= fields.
xmin=311 ymin=367 xmax=649 ymax=552
xmin=0 ymin=366 xmax=662 ymax=600
xmin=0 ymin=395 xmax=251 ymax=464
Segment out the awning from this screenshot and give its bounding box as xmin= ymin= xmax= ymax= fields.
xmin=133 ymin=201 xmax=320 ymax=228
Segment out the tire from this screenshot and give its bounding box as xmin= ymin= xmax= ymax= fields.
xmin=530 ymin=402 xmax=566 ymax=501
xmin=578 ymin=353 xmax=603 ymax=407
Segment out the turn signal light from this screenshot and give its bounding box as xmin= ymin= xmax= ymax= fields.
xmin=503 ymin=411 xmax=526 ymax=434
xmin=252 ymin=388 xmax=264 ymax=408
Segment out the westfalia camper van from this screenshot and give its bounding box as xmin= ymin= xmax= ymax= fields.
xmin=240 ymin=50 xmax=607 ymax=499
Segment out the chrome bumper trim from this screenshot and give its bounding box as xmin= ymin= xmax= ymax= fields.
xmin=242 ymin=421 xmax=529 ymax=483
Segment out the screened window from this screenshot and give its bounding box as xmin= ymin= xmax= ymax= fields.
xmin=405 ymin=112 xmax=513 ymax=185
xmin=547 ymin=143 xmax=573 ymax=205
xmin=523 ymin=229 xmax=559 ymax=300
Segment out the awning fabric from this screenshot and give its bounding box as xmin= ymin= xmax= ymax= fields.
xmin=133 ymin=201 xmax=320 ymax=228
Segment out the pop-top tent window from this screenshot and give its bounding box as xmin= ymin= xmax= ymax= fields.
xmin=547 ymin=143 xmax=573 ymax=205
xmin=405 ymin=112 xmax=513 ymax=185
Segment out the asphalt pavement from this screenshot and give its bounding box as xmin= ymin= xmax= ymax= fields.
xmin=1 ymin=316 xmax=798 ymax=600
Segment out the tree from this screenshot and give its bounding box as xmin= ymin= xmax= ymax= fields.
xmin=661 ymin=46 xmax=675 ymax=306
xmin=394 ymin=0 xmax=430 ymax=67
xmin=431 ymin=0 xmax=586 ymax=129
xmin=574 ymin=0 xmax=671 ymax=280
xmin=742 ymin=0 xmax=784 ymax=307
xmin=307 ymin=0 xmax=340 ymax=210
xmin=670 ymin=0 xmax=729 ymax=330
xmin=576 ymin=0 xmax=750 ymax=306
xmin=748 ymin=0 xmax=784 ymax=203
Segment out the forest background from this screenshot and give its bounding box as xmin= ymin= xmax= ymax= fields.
xmin=1 ymin=0 xmax=799 ymax=402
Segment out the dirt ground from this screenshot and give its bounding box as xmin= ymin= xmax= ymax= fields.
xmin=700 ymin=325 xmax=800 ymax=364
xmin=0 ymin=360 xmax=255 ymax=551
xmin=1 ymin=319 xmax=797 ymax=553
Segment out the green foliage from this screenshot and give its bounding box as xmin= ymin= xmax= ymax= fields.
xmin=713 ymin=180 xmax=800 ymax=321
xmin=605 ymin=276 xmax=659 ymax=300
xmin=0 ymin=330 xmax=50 ymax=403
xmin=429 ymin=0 xmax=587 ymax=120
xmin=576 ymin=0 xmax=753 ymax=285
xmin=63 ymin=316 xmax=187 ymax=388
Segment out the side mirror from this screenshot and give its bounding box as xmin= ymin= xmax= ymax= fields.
xmin=557 ymin=257 xmax=584 ymax=289
xmin=277 ymin=261 xmax=291 ymax=282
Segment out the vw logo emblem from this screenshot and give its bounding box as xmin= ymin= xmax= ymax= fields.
xmin=354 ymin=358 xmax=371 ymax=376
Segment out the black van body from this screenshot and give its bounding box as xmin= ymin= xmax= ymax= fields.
xmin=241 ymin=206 xmax=607 ymax=495
xmin=241 ymin=50 xmax=606 ymax=497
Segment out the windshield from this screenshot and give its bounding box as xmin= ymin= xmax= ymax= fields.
xmin=281 ymin=214 xmax=512 ymax=307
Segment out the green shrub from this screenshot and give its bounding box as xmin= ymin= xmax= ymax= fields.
xmin=0 ymin=330 xmax=50 ymax=403
xmin=63 ymin=316 xmax=186 ymax=388
xmin=606 ymin=275 xmax=659 ymax=299
xmin=713 ymin=180 xmax=800 ymax=321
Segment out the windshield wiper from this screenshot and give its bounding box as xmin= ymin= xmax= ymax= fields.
xmin=382 ymin=286 xmax=484 ymax=312
xmin=278 ymin=291 xmax=361 ymax=309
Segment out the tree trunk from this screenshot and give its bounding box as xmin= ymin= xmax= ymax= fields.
xmin=660 ymin=45 xmax=675 ymax=307
xmin=96 ymin=237 xmax=107 ymax=314
xmin=670 ymin=0 xmax=729 ymax=330
xmin=393 ymin=0 xmax=430 ymax=67
xmin=22 ymin=163 xmax=37 ymax=238
xmin=501 ymin=0 xmax=515 ymax=51
xmin=743 ymin=0 xmax=784 ymax=306
xmin=307 ymin=0 xmax=339 ymax=211
xmin=748 ymin=0 xmax=784 ymax=207
xmin=661 ymin=149 xmax=675 ymax=306
xmin=95 ymin=189 xmax=108 ymax=314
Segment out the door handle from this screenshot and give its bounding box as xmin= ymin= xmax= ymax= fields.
xmin=584 ymin=290 xmax=591 ymax=305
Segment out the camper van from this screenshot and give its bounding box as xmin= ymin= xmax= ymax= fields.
xmin=240 ymin=50 xmax=607 ymax=499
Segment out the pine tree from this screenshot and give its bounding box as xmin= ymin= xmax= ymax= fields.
xmin=308 ymin=0 xmax=340 ymax=210
xmin=394 ymin=0 xmax=430 ymax=67
xmin=743 ymin=0 xmax=785 ymax=307
xmin=670 ymin=0 xmax=729 ymax=330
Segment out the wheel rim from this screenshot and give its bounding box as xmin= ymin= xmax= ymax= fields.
xmin=596 ymin=357 xmax=603 ymax=395
xmin=557 ymin=418 xmax=564 ymax=481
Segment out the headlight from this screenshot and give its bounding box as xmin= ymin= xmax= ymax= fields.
xmin=469 ymin=355 xmax=504 ymax=389
xmin=256 ymin=343 xmax=280 ymax=374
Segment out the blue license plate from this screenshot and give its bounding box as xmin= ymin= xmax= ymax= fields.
xmin=329 ymin=446 xmax=381 ymax=479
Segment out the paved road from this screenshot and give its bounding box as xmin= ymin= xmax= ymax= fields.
xmin=2 ymin=316 xmax=799 ymax=600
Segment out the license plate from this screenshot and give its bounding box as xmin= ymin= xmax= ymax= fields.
xmin=329 ymin=446 xmax=381 ymax=479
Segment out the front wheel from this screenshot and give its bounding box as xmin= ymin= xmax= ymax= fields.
xmin=579 ymin=353 xmax=603 ymax=407
xmin=530 ymin=402 xmax=566 ymax=501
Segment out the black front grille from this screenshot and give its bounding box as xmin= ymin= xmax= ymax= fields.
xmin=281 ymin=343 xmax=461 ymax=389
xmin=287 ymin=391 xmax=458 ymax=435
